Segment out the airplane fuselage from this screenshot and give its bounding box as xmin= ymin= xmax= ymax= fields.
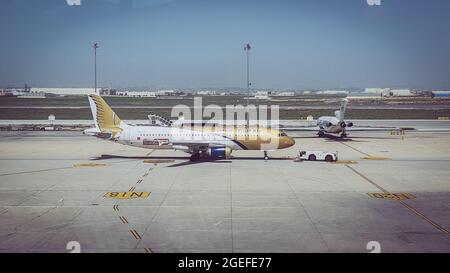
xmin=317 ymin=116 xmax=346 ymax=134
xmin=99 ymin=125 xmax=295 ymax=152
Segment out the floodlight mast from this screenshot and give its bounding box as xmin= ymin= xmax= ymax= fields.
xmin=244 ymin=43 xmax=251 ymax=108
xmin=244 ymin=43 xmax=251 ymax=125
xmin=93 ymin=42 xmax=99 ymax=94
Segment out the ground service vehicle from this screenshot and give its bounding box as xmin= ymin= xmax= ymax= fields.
xmin=295 ymin=150 xmax=338 ymax=162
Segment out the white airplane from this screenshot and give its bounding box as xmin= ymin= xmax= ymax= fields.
xmin=84 ymin=94 xmax=295 ymax=161
xmin=281 ymin=98 xmax=399 ymax=138
xmin=316 ymin=98 xmax=352 ymax=137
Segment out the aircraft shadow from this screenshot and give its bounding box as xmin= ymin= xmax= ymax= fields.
xmin=91 ymin=154 xmax=189 ymax=160
xmin=293 ymin=134 xmax=399 ymax=142
xmin=324 ymin=135 xmax=400 ymax=142
xmin=91 ymin=154 xmax=292 ymax=167
xmin=167 ymin=160 xmax=231 ymax=168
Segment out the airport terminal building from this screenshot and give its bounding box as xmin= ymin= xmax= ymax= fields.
xmin=30 ymin=87 xmax=96 ymax=95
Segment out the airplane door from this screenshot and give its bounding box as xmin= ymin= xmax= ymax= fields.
xmin=121 ymin=130 xmax=131 ymax=145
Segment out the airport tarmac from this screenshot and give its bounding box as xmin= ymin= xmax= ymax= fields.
xmin=0 ymin=126 xmax=450 ymax=252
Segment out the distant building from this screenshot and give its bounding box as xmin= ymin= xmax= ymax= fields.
xmin=8 ymin=89 xmax=22 ymax=96
xmin=347 ymin=93 xmax=383 ymax=99
xmin=30 ymin=87 xmax=95 ymax=95
xmin=432 ymin=91 xmax=450 ymax=98
xmin=18 ymin=91 xmax=46 ymax=98
xmin=272 ymin=91 xmax=295 ymax=97
xmin=117 ymin=91 xmax=156 ymax=97
xmin=254 ymin=91 xmax=269 ymax=100
xmin=157 ymin=90 xmax=175 ymax=96
xmin=100 ymin=88 xmax=117 ymax=96
xmin=316 ymin=90 xmax=349 ymax=95
xmin=302 ymin=91 xmax=312 ymax=95
xmin=197 ymin=90 xmax=217 ymax=96
xmin=362 ymin=88 xmax=415 ymax=97
xmin=389 ymin=89 xmax=412 ymax=97
xmin=415 ymin=90 xmax=433 ymax=97
xmin=365 ymin=88 xmax=390 ymax=95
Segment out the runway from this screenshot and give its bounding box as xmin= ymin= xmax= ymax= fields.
xmin=0 ymin=126 xmax=450 ymax=252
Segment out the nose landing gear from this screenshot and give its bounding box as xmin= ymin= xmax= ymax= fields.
xmin=263 ymin=151 xmax=269 ymax=160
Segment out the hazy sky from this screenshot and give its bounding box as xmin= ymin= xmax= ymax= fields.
xmin=1 ymin=0 xmax=450 ymax=89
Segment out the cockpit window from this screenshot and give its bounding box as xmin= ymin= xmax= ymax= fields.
xmin=279 ymin=132 xmax=288 ymax=137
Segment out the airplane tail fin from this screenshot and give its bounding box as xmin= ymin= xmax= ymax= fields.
xmin=88 ymin=94 xmax=127 ymax=134
xmin=335 ymin=98 xmax=348 ymax=121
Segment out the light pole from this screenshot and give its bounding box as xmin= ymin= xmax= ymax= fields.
xmin=244 ymin=43 xmax=251 ymax=108
xmin=93 ymin=42 xmax=99 ymax=94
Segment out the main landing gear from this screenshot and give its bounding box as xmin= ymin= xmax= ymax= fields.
xmin=318 ymin=131 xmax=325 ymax=137
xmin=190 ymin=153 xmax=200 ymax=162
xmin=340 ymin=132 xmax=348 ymax=138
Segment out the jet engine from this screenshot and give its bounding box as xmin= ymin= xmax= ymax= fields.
xmin=347 ymin=122 xmax=354 ymax=127
xmin=208 ymin=146 xmax=232 ymax=160
xmin=339 ymin=121 xmax=347 ymax=128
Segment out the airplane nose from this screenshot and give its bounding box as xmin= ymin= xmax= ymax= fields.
xmin=279 ymin=136 xmax=295 ymax=149
xmin=287 ymin=137 xmax=295 ymax=147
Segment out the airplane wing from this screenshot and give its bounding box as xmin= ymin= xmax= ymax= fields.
xmin=171 ymin=141 xmax=229 ymax=153
xmin=172 ymin=141 xmax=226 ymax=147
xmin=277 ymin=126 xmax=320 ymax=131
